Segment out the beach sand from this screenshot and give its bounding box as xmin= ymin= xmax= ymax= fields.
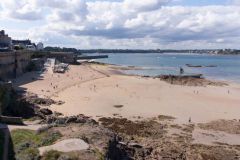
xmin=14 ymin=63 xmax=240 ymax=124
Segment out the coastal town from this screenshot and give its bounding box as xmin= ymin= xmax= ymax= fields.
xmin=0 ymin=29 xmax=240 ymax=160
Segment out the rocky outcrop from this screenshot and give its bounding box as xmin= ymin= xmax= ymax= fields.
xmin=106 ymin=135 xmax=152 ymax=160
xmin=156 ymin=75 xmax=227 ymax=87
xmin=41 ymin=114 xmax=98 ymax=126
xmin=24 ymin=93 xmax=64 ymax=106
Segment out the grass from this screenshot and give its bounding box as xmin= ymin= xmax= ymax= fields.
xmin=10 ymin=129 xmax=62 ymax=159
xmin=41 ymin=150 xmax=80 ymax=160
xmin=11 ymin=129 xmax=42 ymax=145
xmin=41 ymin=150 xmax=62 ymax=160
xmin=0 ymin=130 xmax=4 ymax=159
xmin=11 ymin=129 xmax=62 ymax=147
xmin=93 ymin=148 xmax=105 ymax=160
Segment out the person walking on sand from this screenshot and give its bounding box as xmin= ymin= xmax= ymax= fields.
xmin=180 ymin=67 xmax=184 ymax=75
xmin=189 ymin=117 xmax=191 ymax=123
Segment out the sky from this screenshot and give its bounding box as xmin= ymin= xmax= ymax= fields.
xmin=0 ymin=0 xmax=240 ymax=49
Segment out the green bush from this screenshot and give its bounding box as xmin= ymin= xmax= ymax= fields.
xmin=11 ymin=129 xmax=62 ymax=147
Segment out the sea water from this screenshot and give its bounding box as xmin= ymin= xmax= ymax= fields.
xmin=95 ymin=53 xmax=240 ymax=83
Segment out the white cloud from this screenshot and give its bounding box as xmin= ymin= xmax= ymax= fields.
xmin=231 ymin=0 xmax=240 ymax=5
xmin=123 ymin=0 xmax=170 ymax=12
xmin=0 ymin=0 xmax=43 ymax=20
xmin=1 ymin=0 xmax=240 ymax=49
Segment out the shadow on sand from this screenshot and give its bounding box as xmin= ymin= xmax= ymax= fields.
xmin=12 ymin=70 xmax=45 ymax=93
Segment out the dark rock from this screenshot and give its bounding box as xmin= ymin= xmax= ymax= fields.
xmin=55 ymin=117 xmax=67 ymax=125
xmin=39 ymin=108 xmax=53 ymax=115
xmin=65 ymin=116 xmax=77 ymax=123
xmin=45 ymin=116 xmax=57 ymax=124
xmin=106 ymin=135 xmax=152 ymax=160
xmin=76 ymin=117 xmax=86 ymax=123
xmin=86 ymin=119 xmax=98 ymax=125
xmin=56 ymin=101 xmax=65 ymax=105
xmin=53 ymin=111 xmax=63 ymax=116
xmin=25 ymin=93 xmax=57 ymax=106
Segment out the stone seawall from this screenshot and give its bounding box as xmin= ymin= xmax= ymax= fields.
xmin=0 ymin=82 xmax=13 ymax=115
xmin=0 ymin=51 xmax=32 ymax=80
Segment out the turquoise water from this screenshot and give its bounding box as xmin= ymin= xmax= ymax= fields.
xmin=95 ymin=53 xmax=240 ymax=83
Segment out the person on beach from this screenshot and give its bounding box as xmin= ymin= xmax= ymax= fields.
xmin=189 ymin=117 xmax=191 ymax=123
xmin=180 ymin=67 xmax=184 ymax=75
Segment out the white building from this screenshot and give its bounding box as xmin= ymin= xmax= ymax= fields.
xmin=26 ymin=45 xmax=37 ymax=51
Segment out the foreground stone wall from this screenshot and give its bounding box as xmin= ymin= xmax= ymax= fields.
xmin=0 ymin=116 xmax=23 ymax=125
xmin=0 ymin=82 xmax=12 ymax=115
xmin=0 ymin=51 xmax=32 ymax=80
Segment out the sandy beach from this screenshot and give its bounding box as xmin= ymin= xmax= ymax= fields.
xmin=14 ymin=63 xmax=240 ymax=124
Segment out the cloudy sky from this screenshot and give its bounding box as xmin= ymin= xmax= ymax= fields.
xmin=0 ymin=0 xmax=240 ymax=49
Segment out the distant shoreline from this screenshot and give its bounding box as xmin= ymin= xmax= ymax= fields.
xmin=44 ymin=46 xmax=240 ymax=55
xmin=80 ymin=50 xmax=240 ymax=55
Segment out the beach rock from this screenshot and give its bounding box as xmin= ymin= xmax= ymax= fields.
xmin=106 ymin=135 xmax=152 ymax=160
xmin=39 ymin=108 xmax=53 ymax=116
xmin=55 ymin=117 xmax=67 ymax=125
xmin=41 ymin=113 xmax=99 ymax=126
xmin=65 ymin=116 xmax=78 ymax=124
xmin=45 ymin=115 xmax=57 ymax=124
xmin=156 ymin=75 xmax=227 ymax=87
xmin=76 ymin=117 xmax=87 ymax=123
xmin=25 ymin=93 xmax=59 ymax=106
xmin=56 ymin=100 xmax=65 ymax=105
xmin=53 ymin=111 xmax=63 ymax=116
xmin=86 ymin=119 xmax=98 ymax=125
xmin=32 ymin=97 xmax=55 ymax=106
